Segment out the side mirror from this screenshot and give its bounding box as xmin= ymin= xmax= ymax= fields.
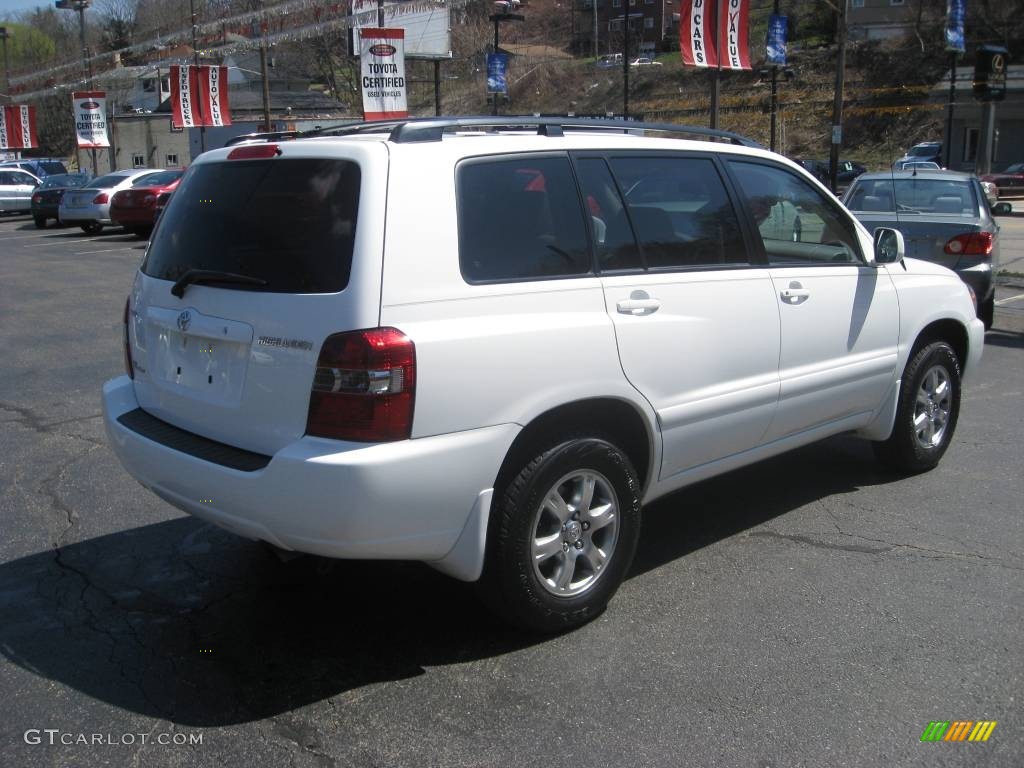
xmin=873 ymin=227 xmax=905 ymax=264
xmin=992 ymin=201 xmax=1012 ymax=216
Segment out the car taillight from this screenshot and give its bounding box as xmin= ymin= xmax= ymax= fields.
xmin=94 ymin=192 xmax=109 ymax=204
xmin=228 ymin=144 xmax=281 ymax=160
xmin=306 ymin=328 xmax=415 ymax=442
xmin=123 ymin=297 xmax=134 ymax=379
xmin=32 ymin=193 xmax=42 ymax=204
xmin=944 ymin=232 xmax=993 ymax=256
xmin=143 ymin=194 xmax=156 ymax=205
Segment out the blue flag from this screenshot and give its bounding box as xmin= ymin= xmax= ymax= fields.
xmin=945 ymin=0 xmax=966 ymax=53
xmin=487 ymin=53 xmax=508 ymax=95
xmin=767 ymin=14 xmax=787 ymax=66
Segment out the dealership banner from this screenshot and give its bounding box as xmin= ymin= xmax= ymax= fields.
xmin=170 ymin=65 xmax=232 ymax=128
xmin=72 ymin=92 xmax=109 ymax=148
xmin=720 ymin=0 xmax=752 ymax=70
xmin=945 ymin=0 xmax=966 ymax=53
xmin=0 ymin=105 xmax=39 ymax=150
xmin=359 ymin=28 xmax=408 ymax=121
xmin=487 ymin=53 xmax=508 ymax=95
xmin=766 ymin=13 xmax=787 ymax=66
xmin=679 ymin=0 xmax=718 ymax=68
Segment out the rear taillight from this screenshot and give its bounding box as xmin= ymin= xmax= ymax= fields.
xmin=306 ymin=328 xmax=415 ymax=442
xmin=944 ymin=231 xmax=993 ymax=256
xmin=123 ymin=297 xmax=134 ymax=379
xmin=31 ymin=193 xmax=42 ymax=204
xmin=94 ymin=192 xmax=109 ymax=204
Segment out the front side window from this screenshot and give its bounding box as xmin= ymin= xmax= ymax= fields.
xmin=457 ymin=156 xmax=590 ymax=282
xmin=728 ymin=160 xmax=863 ymax=265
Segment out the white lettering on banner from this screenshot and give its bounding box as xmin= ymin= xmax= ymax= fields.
xmin=0 ymin=111 xmax=8 ymax=149
xmin=20 ymin=106 xmax=31 ymax=148
xmin=691 ymin=0 xmax=706 ymax=66
xmin=728 ymin=6 xmax=741 ymax=68
xmin=179 ymin=67 xmax=193 ymax=127
xmin=208 ymin=67 xmax=222 ymax=126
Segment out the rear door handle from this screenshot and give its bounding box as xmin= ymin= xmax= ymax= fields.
xmin=780 ymin=281 xmax=810 ymax=305
xmin=616 ymin=298 xmax=661 ymax=315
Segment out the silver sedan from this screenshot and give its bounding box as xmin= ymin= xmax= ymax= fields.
xmin=58 ymin=168 xmax=163 ymax=234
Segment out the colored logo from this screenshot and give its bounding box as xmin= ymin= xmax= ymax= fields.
xmin=369 ymin=44 xmax=396 ymax=57
xmin=921 ymin=721 xmax=997 ymax=742
xmin=80 ymin=101 xmax=100 ymax=110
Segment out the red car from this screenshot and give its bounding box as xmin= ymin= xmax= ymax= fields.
xmin=110 ymin=169 xmax=184 ymax=238
xmin=980 ymin=162 xmax=1024 ymax=199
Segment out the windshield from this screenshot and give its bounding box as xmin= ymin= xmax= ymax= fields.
xmin=142 ymin=158 xmax=360 ymax=294
xmin=909 ymin=145 xmax=939 ymax=157
xmin=847 ymin=178 xmax=977 ymax=215
xmin=133 ymin=170 xmax=183 ymax=187
xmin=40 ymin=173 xmax=90 ymax=189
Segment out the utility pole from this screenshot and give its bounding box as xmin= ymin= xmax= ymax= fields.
xmin=489 ymin=10 xmax=524 ymax=116
xmin=0 ymin=28 xmax=10 ymax=106
xmin=77 ymin=3 xmax=98 ymax=175
xmin=593 ymin=0 xmax=598 ymax=58
xmin=828 ymin=0 xmax=847 ymax=194
xmin=259 ymin=31 xmax=272 ymax=132
xmin=190 ymin=0 xmax=206 ymax=152
xmin=944 ymin=52 xmax=957 ymax=168
xmin=622 ymin=0 xmax=629 ymax=117
xmin=769 ymin=0 xmax=779 ymax=152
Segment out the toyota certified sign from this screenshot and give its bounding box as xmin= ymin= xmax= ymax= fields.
xmin=72 ymin=91 xmax=110 ymax=148
xmin=359 ymin=28 xmax=408 ymax=121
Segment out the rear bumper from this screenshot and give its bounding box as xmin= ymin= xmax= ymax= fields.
xmin=102 ymin=376 xmax=516 ymax=576
xmin=59 ymin=202 xmax=111 ymax=224
xmin=953 ymin=263 xmax=995 ymax=302
xmin=110 ymin=207 xmax=154 ymax=227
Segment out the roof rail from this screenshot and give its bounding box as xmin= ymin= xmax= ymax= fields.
xmin=221 ymin=115 xmax=761 ymax=149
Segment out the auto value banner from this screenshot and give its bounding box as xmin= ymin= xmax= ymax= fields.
xmin=360 ymin=28 xmax=408 ymax=121
xmin=0 ymin=105 xmax=39 ymax=150
xmin=680 ymin=0 xmax=751 ymax=70
xmin=170 ymin=65 xmax=232 ymax=129
xmin=72 ymin=92 xmax=110 ymax=148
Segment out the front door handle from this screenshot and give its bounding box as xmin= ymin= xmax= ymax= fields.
xmin=616 ymin=298 xmax=661 ymax=315
xmin=780 ymin=281 xmax=810 ymax=305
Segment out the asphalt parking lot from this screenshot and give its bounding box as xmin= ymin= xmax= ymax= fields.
xmin=1 ymin=213 xmax=1021 ymax=767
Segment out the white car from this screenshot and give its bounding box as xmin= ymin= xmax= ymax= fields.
xmin=103 ymin=117 xmax=984 ymax=632
xmin=58 ymin=168 xmax=163 ymax=234
xmin=0 ymin=168 xmax=41 ymax=214
xmin=629 ymin=57 xmax=663 ymax=67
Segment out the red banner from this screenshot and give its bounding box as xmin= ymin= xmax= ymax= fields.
xmin=721 ymin=0 xmax=752 ymax=70
xmin=0 ymin=105 xmax=39 ymax=150
xmin=679 ymin=0 xmax=717 ymax=68
xmin=171 ymin=65 xmax=232 ymax=128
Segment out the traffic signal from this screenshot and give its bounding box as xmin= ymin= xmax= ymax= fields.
xmin=973 ymin=45 xmax=1008 ymax=102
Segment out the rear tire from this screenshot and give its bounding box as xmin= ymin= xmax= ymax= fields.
xmin=33 ymin=216 xmax=46 ymax=229
xmin=478 ymin=438 xmax=642 ymax=633
xmin=980 ymin=294 xmax=994 ymax=331
xmin=873 ymin=341 xmax=961 ymax=473
xmin=80 ymin=222 xmax=103 ymax=235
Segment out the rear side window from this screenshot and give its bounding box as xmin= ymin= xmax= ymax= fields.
xmin=457 ymin=156 xmax=590 ymax=282
xmin=143 ymin=158 xmax=360 ymax=294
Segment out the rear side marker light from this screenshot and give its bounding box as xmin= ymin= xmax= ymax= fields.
xmin=944 ymin=232 xmax=993 ymax=257
xmin=306 ymin=328 xmax=415 ymax=442
xmin=227 ymin=144 xmax=281 ymax=160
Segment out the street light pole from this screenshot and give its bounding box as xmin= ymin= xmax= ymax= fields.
xmin=190 ymin=0 xmax=206 ymax=152
xmin=76 ymin=3 xmax=98 ymax=175
xmin=828 ymin=0 xmax=847 ymax=194
xmin=622 ymin=0 xmax=629 ymax=118
xmin=0 ymin=28 xmax=11 ymax=106
xmin=488 ymin=11 xmax=524 ymax=116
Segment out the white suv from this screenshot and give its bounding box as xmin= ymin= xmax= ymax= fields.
xmin=103 ymin=117 xmax=984 ymax=632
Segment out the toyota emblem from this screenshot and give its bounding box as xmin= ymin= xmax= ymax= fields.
xmin=177 ymin=310 xmax=192 ymax=332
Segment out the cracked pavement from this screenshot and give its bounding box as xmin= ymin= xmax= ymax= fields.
xmin=1 ymin=213 xmax=1021 ymax=767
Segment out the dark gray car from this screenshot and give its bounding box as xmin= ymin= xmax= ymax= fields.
xmin=843 ymin=170 xmax=998 ymax=328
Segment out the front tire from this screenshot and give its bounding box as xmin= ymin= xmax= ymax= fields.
xmin=873 ymin=341 xmax=961 ymax=473
xmin=479 ymin=438 xmax=642 ymax=633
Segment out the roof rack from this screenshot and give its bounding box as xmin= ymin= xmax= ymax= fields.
xmin=223 ymin=115 xmax=762 ymax=149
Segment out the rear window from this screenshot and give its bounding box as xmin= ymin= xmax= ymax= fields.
xmin=90 ymin=173 xmax=134 ymax=188
xmin=134 ymin=170 xmax=182 ymax=187
xmin=142 ymin=158 xmax=360 ymax=294
xmin=847 ymin=178 xmax=977 ymax=215
xmin=39 ymin=161 xmax=67 ymax=175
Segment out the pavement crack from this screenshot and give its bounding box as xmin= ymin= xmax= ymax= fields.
xmin=749 ymin=529 xmax=893 ymax=555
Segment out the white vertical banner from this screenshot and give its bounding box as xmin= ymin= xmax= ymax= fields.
xmin=359 ymin=28 xmax=408 ymax=121
xmin=72 ymin=91 xmax=110 ymax=148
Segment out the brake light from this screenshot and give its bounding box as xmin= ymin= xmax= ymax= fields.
xmin=306 ymin=328 xmax=415 ymax=442
xmin=944 ymin=232 xmax=993 ymax=256
xmin=94 ymin=192 xmax=109 ymax=204
xmin=123 ymin=297 xmax=134 ymax=379
xmin=227 ymin=144 xmax=281 ymax=160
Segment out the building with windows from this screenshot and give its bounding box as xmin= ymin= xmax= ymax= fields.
xmin=574 ymin=0 xmax=680 ymax=56
xmin=847 ymin=0 xmax=929 ymax=42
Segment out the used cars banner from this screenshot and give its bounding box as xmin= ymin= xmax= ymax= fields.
xmin=72 ymin=92 xmax=109 ymax=148
xmin=0 ymin=105 xmax=39 ymax=150
xmin=360 ymin=28 xmax=408 ymax=121
xmin=170 ymin=65 xmax=233 ymax=129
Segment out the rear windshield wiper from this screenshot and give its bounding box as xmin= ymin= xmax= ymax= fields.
xmin=171 ymin=269 xmax=269 ymax=298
